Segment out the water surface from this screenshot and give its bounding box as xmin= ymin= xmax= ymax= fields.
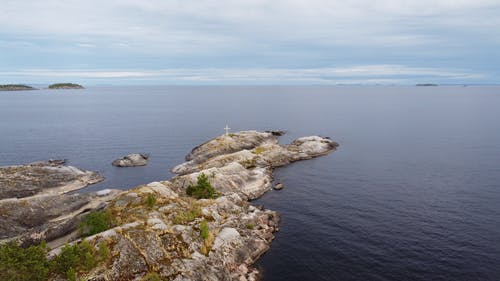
xmin=1 ymin=86 xmax=499 ymax=280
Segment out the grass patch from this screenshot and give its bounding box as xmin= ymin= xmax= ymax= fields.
xmin=246 ymin=223 xmax=254 ymax=230
xmin=199 ymin=220 xmax=209 ymax=239
xmin=145 ymin=194 xmax=157 ymax=209
xmin=252 ymin=146 xmax=266 ymax=155
xmin=78 ymin=209 xmax=114 ymax=237
xmin=173 ymin=204 xmax=202 ymax=225
xmin=143 ymin=272 xmax=164 ymax=281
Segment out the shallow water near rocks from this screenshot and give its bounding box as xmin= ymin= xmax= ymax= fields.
xmin=1 ymin=85 xmax=499 ymax=280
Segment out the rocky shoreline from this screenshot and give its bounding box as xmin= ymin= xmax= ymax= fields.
xmin=0 ymin=130 xmax=338 ymax=280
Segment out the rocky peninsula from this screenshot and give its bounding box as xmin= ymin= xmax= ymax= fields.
xmin=48 ymin=83 xmax=84 ymax=89
xmin=0 ymin=84 xmax=37 ymax=91
xmin=0 ymin=130 xmax=338 ymax=281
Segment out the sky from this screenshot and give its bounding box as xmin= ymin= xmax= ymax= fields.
xmin=1 ymin=0 xmax=499 ymax=85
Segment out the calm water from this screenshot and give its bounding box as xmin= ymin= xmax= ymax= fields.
xmin=1 ymin=86 xmax=499 ymax=280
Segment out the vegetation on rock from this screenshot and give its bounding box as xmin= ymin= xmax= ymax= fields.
xmin=0 ymin=84 xmax=37 ymax=91
xmin=145 ymin=193 xmax=157 ymax=209
xmin=0 ymin=241 xmax=50 ymax=281
xmin=52 ymin=240 xmax=97 ymax=276
xmin=199 ymin=219 xmax=209 ymax=239
xmin=48 ymin=83 xmax=84 ymax=89
xmin=252 ymin=146 xmax=267 ymax=154
xmin=186 ymin=173 xmax=218 ymax=199
xmin=78 ymin=209 xmax=114 ymax=237
xmin=0 ymin=240 xmax=109 ymax=281
xmin=173 ymin=203 xmax=202 ymax=224
xmin=142 ymin=272 xmax=164 ymax=281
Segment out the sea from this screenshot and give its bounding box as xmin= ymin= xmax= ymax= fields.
xmin=1 ymin=85 xmax=499 ymax=280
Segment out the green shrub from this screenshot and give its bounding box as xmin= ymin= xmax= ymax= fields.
xmin=145 ymin=194 xmax=157 ymax=209
xmin=0 ymin=240 xmax=108 ymax=281
xmin=246 ymin=223 xmax=254 ymax=230
xmin=0 ymin=241 xmax=50 ymax=281
xmin=51 ymin=240 xmax=97 ymax=275
xmin=199 ymin=220 xmax=209 ymax=239
xmin=98 ymin=242 xmax=110 ymax=261
xmin=66 ymin=267 xmax=77 ymax=281
xmin=78 ymin=209 xmax=114 ymax=237
xmin=186 ymin=173 xmax=218 ymax=199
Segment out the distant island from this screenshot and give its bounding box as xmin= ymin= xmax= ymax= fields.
xmin=48 ymin=83 xmax=84 ymax=89
xmin=416 ymin=83 xmax=438 ymax=86
xmin=0 ymin=84 xmax=37 ymax=91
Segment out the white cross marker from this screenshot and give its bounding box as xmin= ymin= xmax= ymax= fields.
xmin=224 ymin=125 xmax=231 ymax=136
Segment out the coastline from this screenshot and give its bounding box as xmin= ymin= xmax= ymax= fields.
xmin=1 ymin=130 xmax=337 ymax=280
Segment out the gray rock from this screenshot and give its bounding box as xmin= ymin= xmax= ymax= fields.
xmin=0 ymin=189 xmax=121 ymax=247
xmin=29 ymin=130 xmax=337 ymax=281
xmin=112 ymin=153 xmax=149 ymax=167
xmin=184 ymin=131 xmax=278 ymax=163
xmin=0 ymin=160 xmax=103 ymax=199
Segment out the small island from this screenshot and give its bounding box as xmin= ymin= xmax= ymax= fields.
xmin=48 ymin=83 xmax=84 ymax=89
xmin=0 ymin=84 xmax=37 ymax=91
xmin=416 ymin=83 xmax=438 ymax=86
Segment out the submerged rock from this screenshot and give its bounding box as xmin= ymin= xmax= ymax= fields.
xmin=0 ymin=160 xmax=103 ymax=199
xmin=274 ymin=183 xmax=284 ymax=190
xmin=112 ymin=153 xmax=149 ymax=167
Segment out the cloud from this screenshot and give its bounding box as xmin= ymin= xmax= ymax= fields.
xmin=76 ymin=43 xmax=96 ymax=48
xmin=2 ymin=0 xmax=499 ymax=49
xmin=0 ymin=1 xmax=498 ymax=83
xmin=0 ymin=65 xmax=483 ymax=85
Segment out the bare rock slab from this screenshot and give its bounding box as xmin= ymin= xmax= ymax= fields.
xmin=0 ymin=160 xmax=103 ymax=199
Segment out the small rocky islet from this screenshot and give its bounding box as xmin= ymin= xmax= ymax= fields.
xmin=0 ymin=130 xmax=338 ymax=280
xmin=0 ymin=84 xmax=37 ymax=91
xmin=48 ymin=83 xmax=85 ymax=89
xmin=0 ymin=83 xmax=85 ymax=91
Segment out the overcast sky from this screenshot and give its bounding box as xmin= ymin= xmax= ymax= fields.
xmin=1 ymin=0 xmax=499 ymax=85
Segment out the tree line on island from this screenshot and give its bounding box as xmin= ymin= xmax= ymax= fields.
xmin=0 ymin=83 xmax=84 ymax=91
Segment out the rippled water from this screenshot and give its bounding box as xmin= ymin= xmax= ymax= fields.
xmin=1 ymin=86 xmax=499 ymax=280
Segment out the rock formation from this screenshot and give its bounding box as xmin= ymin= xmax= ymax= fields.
xmin=0 ymin=160 xmax=117 ymax=249
xmin=1 ymin=130 xmax=338 ymax=281
xmin=112 ymin=153 xmax=149 ymax=167
xmin=50 ymin=131 xmax=337 ymax=280
xmin=0 ymin=160 xmax=103 ymax=199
